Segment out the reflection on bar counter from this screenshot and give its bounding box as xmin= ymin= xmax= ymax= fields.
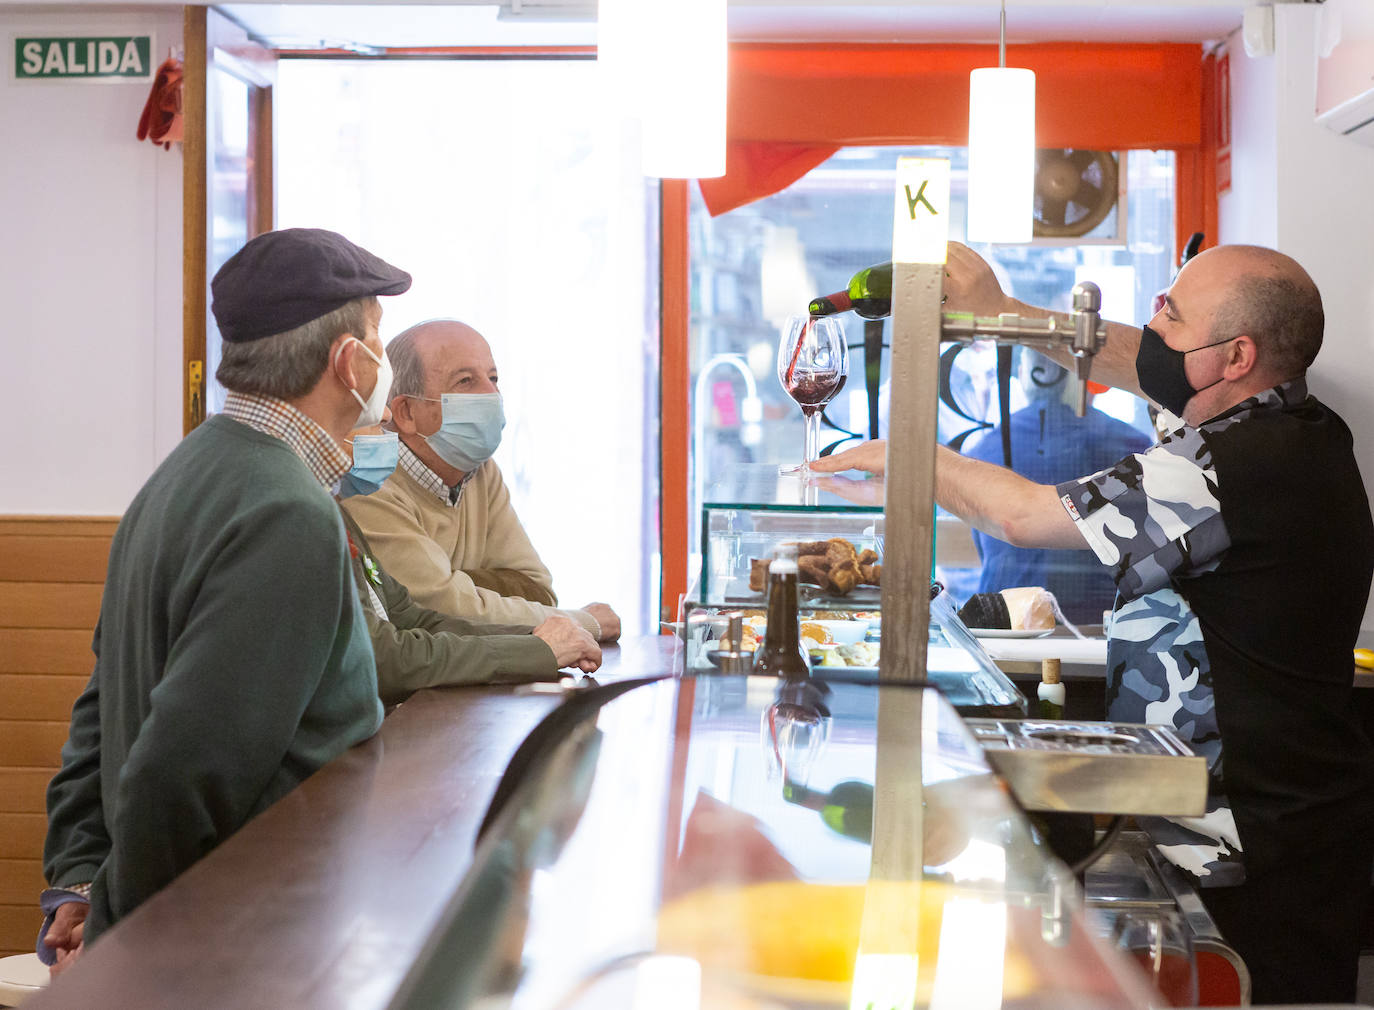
xmin=386 ymin=676 xmax=1164 ymax=1009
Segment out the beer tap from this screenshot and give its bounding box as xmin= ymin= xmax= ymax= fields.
xmin=936 ymin=281 xmax=1107 ymax=417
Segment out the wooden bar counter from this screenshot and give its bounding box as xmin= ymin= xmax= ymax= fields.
xmin=26 ymin=636 xmax=681 ymax=1010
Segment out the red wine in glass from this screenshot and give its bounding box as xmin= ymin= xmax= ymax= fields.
xmin=786 ymin=371 xmax=847 ymax=415
xmin=777 ymin=314 xmax=849 ymax=473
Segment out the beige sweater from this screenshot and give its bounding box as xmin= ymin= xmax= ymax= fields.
xmin=340 ymin=460 xmax=599 ymax=635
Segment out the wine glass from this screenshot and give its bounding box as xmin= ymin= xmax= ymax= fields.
xmin=1110 ymin=910 xmax=1199 ymax=1008
xmin=776 ymin=314 xmax=848 ymax=475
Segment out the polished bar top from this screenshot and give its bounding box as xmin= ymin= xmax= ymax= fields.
xmin=26 ymin=636 xmax=681 ymax=1010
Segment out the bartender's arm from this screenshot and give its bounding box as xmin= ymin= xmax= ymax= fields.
xmin=812 ymin=444 xmax=1084 ymax=550
xmin=944 ymin=242 xmax=1147 ymax=398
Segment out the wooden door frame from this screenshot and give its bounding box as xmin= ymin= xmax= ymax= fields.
xmin=182 ymin=7 xmax=277 ymax=435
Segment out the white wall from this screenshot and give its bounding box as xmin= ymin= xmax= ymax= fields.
xmin=1222 ymin=1 xmax=1374 ymax=631
xmin=1 ymin=6 xmax=184 ymax=515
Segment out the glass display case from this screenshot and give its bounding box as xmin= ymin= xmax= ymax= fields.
xmin=388 ymin=677 xmax=1158 ymax=1010
xmin=689 ymin=462 xmax=1025 ymax=718
xmin=698 ymin=463 xmax=885 ymax=609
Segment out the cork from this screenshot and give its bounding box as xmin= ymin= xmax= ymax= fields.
xmin=1041 ymin=657 xmax=1062 ymax=686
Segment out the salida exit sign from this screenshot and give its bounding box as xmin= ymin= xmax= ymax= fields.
xmin=13 ymin=35 xmax=154 ymax=82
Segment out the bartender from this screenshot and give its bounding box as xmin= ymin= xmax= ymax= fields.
xmin=811 ymin=240 xmax=1374 ymax=1006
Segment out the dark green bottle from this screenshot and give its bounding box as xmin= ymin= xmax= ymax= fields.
xmin=807 ymin=261 xmax=893 ymax=320
xmin=753 ymin=557 xmax=810 ymax=678
xmin=782 ymin=779 xmax=874 ymax=842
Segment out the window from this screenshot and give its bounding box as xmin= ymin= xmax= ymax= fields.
xmin=689 ymin=146 xmax=1175 ymax=623
xmin=276 ymin=58 xmax=660 ymax=634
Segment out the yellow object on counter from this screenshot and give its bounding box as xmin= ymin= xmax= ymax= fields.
xmin=655 ymin=880 xmax=1034 ymax=1004
xmin=1354 ymin=648 xmax=1374 ymax=670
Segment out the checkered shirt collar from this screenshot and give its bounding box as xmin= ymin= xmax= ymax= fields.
xmin=221 ymin=392 xmax=350 ymax=489
xmin=398 ymin=440 xmax=474 ymax=507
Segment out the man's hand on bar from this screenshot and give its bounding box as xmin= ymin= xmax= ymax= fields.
xmin=581 ymin=602 xmax=622 ymax=643
xmin=811 ymin=474 xmax=886 ymax=507
xmin=532 ymin=617 xmax=602 ymax=673
xmin=808 ymin=440 xmax=888 ymax=476
xmin=43 ymin=900 xmax=87 ymax=979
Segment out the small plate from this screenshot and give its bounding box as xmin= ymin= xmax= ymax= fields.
xmin=969 ymin=627 xmax=1055 ymax=639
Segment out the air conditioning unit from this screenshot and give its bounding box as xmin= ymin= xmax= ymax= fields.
xmin=1315 ymin=0 xmax=1374 ymax=146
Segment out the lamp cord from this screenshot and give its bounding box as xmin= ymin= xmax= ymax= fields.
xmin=999 ymin=0 xmax=1007 ymax=68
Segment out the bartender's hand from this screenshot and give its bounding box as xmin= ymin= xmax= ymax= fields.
xmin=581 ymin=602 xmax=622 ymax=643
xmin=533 ymin=617 xmax=602 ymax=673
xmin=807 ymin=439 xmax=888 ymax=476
xmin=43 ymin=900 xmax=87 ymax=978
xmin=811 ymin=474 xmax=886 ymax=507
xmin=944 ymin=241 xmax=1016 ymax=316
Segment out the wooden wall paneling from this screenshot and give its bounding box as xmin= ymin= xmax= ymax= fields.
xmin=0 ymin=518 xmax=119 ymax=537
xmin=0 ymin=583 xmax=102 ymax=629
xmin=0 ymin=630 xmax=94 ymax=675
xmin=0 ymin=904 xmax=42 ymax=959
xmin=0 ymin=676 xmax=88 ymax=722
xmin=0 ymin=515 xmax=114 ymax=954
xmin=0 ymin=724 xmax=70 ymax=769
xmin=0 ymin=770 xmax=54 ymax=814
xmin=0 ymin=815 xmax=46 ymax=861
xmin=0 ymin=860 xmax=45 ymax=906
xmin=0 ymin=536 xmax=113 ymax=583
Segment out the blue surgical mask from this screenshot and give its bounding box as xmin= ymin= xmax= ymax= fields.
xmin=420 ymin=393 xmax=505 ymax=473
xmin=338 ymin=431 xmax=399 ymax=498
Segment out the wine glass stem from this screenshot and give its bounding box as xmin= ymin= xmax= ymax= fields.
xmin=803 ymin=410 xmax=821 ymax=470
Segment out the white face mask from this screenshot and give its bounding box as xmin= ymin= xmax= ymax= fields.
xmin=335 ymin=337 xmax=392 ymax=428
xmin=416 ymin=392 xmax=506 ymax=473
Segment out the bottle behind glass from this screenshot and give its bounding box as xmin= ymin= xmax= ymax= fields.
xmin=808 ymin=261 xmax=894 ymax=319
xmin=753 ymin=555 xmax=811 ymax=677
xmin=781 ymin=779 xmax=873 ymax=842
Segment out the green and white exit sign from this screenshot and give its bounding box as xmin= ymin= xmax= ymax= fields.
xmin=13 ymin=35 xmax=154 ymax=82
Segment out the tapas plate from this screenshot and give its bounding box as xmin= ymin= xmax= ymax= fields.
xmin=969 ymin=628 xmax=1055 ymax=639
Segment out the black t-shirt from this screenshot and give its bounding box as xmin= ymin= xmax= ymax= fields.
xmin=1058 ymin=379 xmax=1374 ymax=882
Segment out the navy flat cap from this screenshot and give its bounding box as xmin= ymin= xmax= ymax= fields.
xmin=211 ymin=228 xmax=412 ymax=343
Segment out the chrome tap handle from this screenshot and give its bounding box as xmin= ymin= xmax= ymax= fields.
xmin=938 ymin=279 xmax=1108 ymax=416
xmin=1069 ymin=282 xmax=1104 ymax=417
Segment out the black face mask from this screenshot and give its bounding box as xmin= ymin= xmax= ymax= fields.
xmin=1135 ymin=324 xmax=1236 ymax=416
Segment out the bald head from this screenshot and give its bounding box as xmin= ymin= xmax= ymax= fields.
xmin=387 ymin=319 xmax=498 ymax=401
xmin=1194 ymin=244 xmax=1324 ymax=380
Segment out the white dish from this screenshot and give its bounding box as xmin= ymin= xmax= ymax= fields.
xmin=969 ymin=627 xmax=1055 ymax=639
xmin=800 ymin=619 xmax=869 ymax=645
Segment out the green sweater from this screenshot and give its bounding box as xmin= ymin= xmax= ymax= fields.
xmin=44 ymin=416 xmax=383 ymax=938
xmin=339 ymin=509 xmax=559 ymax=705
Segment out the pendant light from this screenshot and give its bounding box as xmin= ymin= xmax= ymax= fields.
xmin=966 ymin=1 xmax=1035 ymax=243
xmin=598 ymin=0 xmax=727 ymax=179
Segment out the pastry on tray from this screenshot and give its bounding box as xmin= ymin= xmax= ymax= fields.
xmin=752 ymin=537 xmax=881 ymax=597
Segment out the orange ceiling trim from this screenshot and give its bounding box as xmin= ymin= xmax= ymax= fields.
xmin=725 ymin=42 xmax=1204 ymax=150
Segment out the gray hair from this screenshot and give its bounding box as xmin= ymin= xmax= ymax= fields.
xmin=215 ymin=296 xmax=376 ymax=400
xmin=386 ymin=324 xmax=428 ymax=400
xmin=1208 ymin=256 xmax=1324 ymax=379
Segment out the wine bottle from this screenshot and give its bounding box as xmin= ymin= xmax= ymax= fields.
xmin=782 ymin=779 xmax=873 ymax=842
xmin=1037 ymin=658 xmax=1065 ymax=720
xmin=753 ymin=554 xmax=810 ymax=678
xmin=808 ymin=261 xmax=894 ymax=320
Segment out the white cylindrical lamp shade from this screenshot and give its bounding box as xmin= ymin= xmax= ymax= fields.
xmin=966 ymin=67 xmax=1035 ymax=244
xmin=637 ymin=0 xmax=727 ymax=179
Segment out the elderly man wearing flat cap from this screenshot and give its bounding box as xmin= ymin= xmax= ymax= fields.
xmin=38 ymin=228 xmax=411 ymax=974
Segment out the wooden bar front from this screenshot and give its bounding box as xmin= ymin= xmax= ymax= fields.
xmin=26 ymin=636 xmax=680 ymax=1010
